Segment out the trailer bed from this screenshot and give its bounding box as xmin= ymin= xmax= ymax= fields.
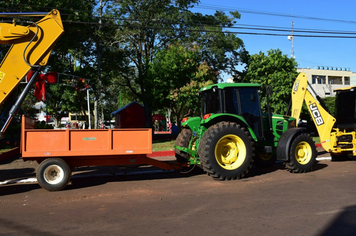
xmin=19 ymin=116 xmax=182 ymax=191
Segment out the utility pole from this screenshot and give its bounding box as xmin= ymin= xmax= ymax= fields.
xmin=95 ymin=0 xmax=104 ymax=129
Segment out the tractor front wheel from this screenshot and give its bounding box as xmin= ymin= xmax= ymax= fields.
xmin=198 ymin=122 xmax=254 ymax=180
xmin=175 ymin=128 xmax=193 ymax=163
xmin=285 ymin=133 xmax=316 ymax=173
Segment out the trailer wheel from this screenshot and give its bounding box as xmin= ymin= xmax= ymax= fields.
xmin=37 ymin=158 xmax=71 ymax=191
xmin=285 ymin=133 xmax=316 ymax=173
xmin=198 ymin=121 xmax=254 ymax=180
xmin=175 ymin=128 xmax=192 ymax=163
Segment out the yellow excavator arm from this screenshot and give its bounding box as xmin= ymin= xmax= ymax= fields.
xmin=0 ymin=10 xmax=64 ymax=137
xmin=290 ymin=73 xmax=336 ymax=152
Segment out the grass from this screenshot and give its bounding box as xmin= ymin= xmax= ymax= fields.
xmin=0 ymin=143 xmax=17 ymax=153
xmin=152 ymin=140 xmax=176 ymax=152
xmin=0 ymin=148 xmax=13 ymax=153
xmin=312 ymin=136 xmax=320 ymax=144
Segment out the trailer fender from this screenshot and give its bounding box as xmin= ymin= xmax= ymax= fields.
xmin=276 ymin=127 xmax=306 ymax=161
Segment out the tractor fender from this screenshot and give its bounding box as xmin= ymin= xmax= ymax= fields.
xmin=276 ymin=127 xmax=307 ymax=161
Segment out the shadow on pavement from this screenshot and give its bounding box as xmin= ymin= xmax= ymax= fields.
xmin=317 ymin=205 xmax=356 ymax=236
xmin=0 ymin=184 xmax=40 ymax=196
xmin=246 ymin=161 xmax=328 ymax=179
xmin=66 ymin=167 xmax=203 ymax=191
xmin=0 ymin=168 xmax=36 ymax=182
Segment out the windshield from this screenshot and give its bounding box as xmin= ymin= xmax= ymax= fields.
xmin=201 ymin=89 xmax=221 ymax=116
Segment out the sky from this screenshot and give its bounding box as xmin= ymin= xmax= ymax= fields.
xmin=191 ymin=0 xmax=356 ymax=80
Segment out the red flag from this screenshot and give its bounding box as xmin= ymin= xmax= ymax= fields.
xmin=26 ymin=71 xmax=58 ymax=101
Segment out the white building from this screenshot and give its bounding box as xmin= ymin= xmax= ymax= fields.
xmin=297 ymin=67 xmax=356 ymax=97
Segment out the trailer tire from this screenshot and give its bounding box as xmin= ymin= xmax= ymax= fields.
xmin=285 ymin=133 xmax=316 ymax=173
xmin=175 ymin=128 xmax=192 ymax=163
xmin=37 ymin=158 xmax=71 ymax=191
xmin=198 ymin=121 xmax=254 ymax=180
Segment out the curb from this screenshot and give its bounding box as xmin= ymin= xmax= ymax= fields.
xmin=0 ymin=147 xmax=20 ymax=163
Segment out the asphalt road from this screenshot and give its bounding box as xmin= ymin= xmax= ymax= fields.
xmin=1 ymin=150 xmax=356 ymax=236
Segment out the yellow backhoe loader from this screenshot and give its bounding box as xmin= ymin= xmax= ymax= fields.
xmin=291 ymin=72 xmax=356 ymax=160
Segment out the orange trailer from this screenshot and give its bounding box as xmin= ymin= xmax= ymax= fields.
xmin=21 ymin=116 xmax=181 ymax=191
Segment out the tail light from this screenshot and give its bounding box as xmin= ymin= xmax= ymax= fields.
xmin=182 ymin=117 xmax=189 ymax=123
xmin=203 ymin=114 xmax=211 ymax=120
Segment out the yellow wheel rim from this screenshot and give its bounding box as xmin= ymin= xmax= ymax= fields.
xmin=294 ymin=141 xmax=312 ymax=165
xmin=215 ymin=134 xmax=246 ymax=170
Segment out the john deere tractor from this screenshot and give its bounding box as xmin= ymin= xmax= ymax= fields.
xmin=174 ymin=82 xmax=317 ymax=180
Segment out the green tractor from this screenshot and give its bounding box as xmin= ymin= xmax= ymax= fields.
xmin=174 ymin=82 xmax=317 ymax=180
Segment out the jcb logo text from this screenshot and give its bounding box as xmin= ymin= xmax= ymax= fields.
xmin=309 ymin=103 xmax=324 ymax=126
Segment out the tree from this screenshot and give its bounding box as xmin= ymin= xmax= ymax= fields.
xmin=108 ymin=0 xmax=248 ymax=127
xmin=148 ymin=44 xmax=216 ymax=130
xmin=322 ymin=96 xmax=336 ymax=117
xmin=45 ymin=83 xmax=81 ymax=127
xmin=240 ymin=49 xmax=298 ymax=115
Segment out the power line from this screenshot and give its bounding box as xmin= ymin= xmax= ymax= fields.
xmin=3 ymin=4 xmax=356 ymax=38
xmin=3 ymin=15 xmax=356 ymax=39
xmin=195 ymin=4 xmax=356 ymax=25
xmin=5 ymin=2 xmax=356 ymax=25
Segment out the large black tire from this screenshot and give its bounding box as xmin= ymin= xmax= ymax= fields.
xmin=285 ymin=133 xmax=317 ymax=173
xmin=36 ymin=158 xmax=72 ymax=191
xmin=198 ymin=121 xmax=254 ymax=180
xmin=175 ymin=128 xmax=193 ymax=163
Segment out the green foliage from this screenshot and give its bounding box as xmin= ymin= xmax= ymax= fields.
xmin=36 ymin=121 xmax=54 ymax=129
xmin=241 ymin=49 xmax=298 ymax=115
xmin=45 ymin=84 xmax=81 ymax=127
xmin=109 ymin=0 xmax=248 ymax=126
xmin=0 ymin=1 xmax=249 ymax=128
xmin=21 ymin=94 xmax=39 ymax=119
xmin=148 ymin=44 xmax=215 ymax=126
xmin=322 ymin=96 xmax=336 ymax=117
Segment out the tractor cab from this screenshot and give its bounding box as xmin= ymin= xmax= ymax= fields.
xmin=200 ymin=83 xmax=263 ymax=138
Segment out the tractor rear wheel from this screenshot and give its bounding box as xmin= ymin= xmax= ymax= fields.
xmin=285 ymin=133 xmax=316 ymax=173
xmin=198 ymin=121 xmax=254 ymax=180
xmin=175 ymin=128 xmax=192 ymax=163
